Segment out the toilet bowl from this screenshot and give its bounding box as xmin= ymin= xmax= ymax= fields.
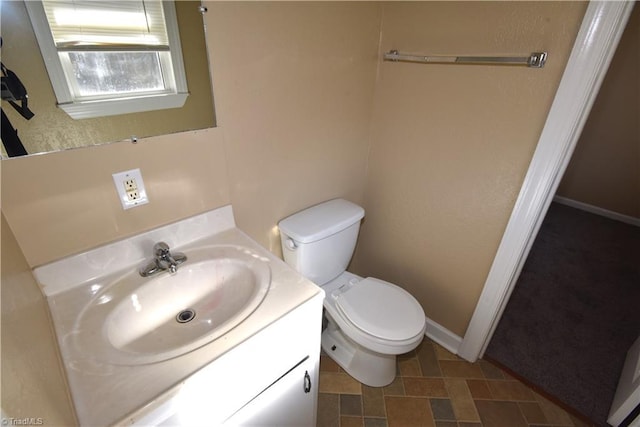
xmin=278 ymin=199 xmax=427 ymax=387
xmin=319 ymin=271 xmax=426 ymax=386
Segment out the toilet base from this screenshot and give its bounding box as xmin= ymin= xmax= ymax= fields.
xmin=321 ymin=320 xmax=396 ymax=387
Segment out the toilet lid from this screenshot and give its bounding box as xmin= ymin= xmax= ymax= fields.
xmin=335 ymin=277 xmax=425 ymax=341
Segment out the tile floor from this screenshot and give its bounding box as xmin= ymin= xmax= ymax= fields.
xmin=317 ymin=338 xmax=593 ymax=427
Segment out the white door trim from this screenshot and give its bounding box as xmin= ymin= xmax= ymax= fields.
xmin=457 ymin=1 xmax=635 ymax=362
xmin=608 ymin=335 xmax=640 ymax=426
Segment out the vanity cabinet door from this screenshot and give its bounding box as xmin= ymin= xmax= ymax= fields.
xmin=223 ymin=356 xmax=318 ymax=426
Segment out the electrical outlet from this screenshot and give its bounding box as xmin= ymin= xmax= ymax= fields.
xmin=124 ymin=177 xmax=140 ymax=201
xmin=124 ymin=178 xmax=137 ymax=192
xmin=127 ymin=190 xmax=140 ymax=201
xmin=112 ymin=168 xmax=149 ymax=210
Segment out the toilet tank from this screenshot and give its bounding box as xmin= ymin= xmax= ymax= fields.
xmin=278 ymin=199 xmax=365 ymax=285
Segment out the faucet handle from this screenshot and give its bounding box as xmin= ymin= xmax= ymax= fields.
xmin=153 ymin=242 xmax=171 ymax=257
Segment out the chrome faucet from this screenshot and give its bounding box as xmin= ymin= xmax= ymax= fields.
xmin=139 ymin=242 xmax=187 ymax=277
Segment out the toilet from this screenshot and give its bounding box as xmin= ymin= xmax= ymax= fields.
xmin=278 ymin=198 xmax=426 ymax=387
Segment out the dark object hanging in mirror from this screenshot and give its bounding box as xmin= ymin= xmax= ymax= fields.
xmin=1 ymin=109 xmax=28 ymax=157
xmin=1 ymin=38 xmax=32 ymax=157
xmin=2 ymin=62 xmax=35 ymax=121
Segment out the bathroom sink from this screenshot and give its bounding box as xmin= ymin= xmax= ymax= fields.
xmin=73 ymin=245 xmax=271 ymax=365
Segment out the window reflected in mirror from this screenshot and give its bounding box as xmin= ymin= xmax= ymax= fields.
xmin=0 ymin=0 xmax=215 ymax=158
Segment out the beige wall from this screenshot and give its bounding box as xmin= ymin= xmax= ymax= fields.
xmin=1 ymin=214 xmax=76 ymax=424
xmin=557 ymin=4 xmax=640 ymax=218
xmin=206 ymin=2 xmax=380 ymax=255
xmin=2 ymin=129 xmax=231 ymax=267
xmin=351 ymin=2 xmax=587 ymax=336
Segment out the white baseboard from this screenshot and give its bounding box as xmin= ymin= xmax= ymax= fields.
xmin=554 ymin=196 xmax=640 ymax=227
xmin=424 ymin=316 xmax=463 ymax=358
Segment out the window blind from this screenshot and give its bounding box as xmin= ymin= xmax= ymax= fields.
xmin=41 ymin=0 xmax=169 ymax=50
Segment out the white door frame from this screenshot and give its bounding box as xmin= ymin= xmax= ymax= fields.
xmin=457 ymin=1 xmax=635 ymax=362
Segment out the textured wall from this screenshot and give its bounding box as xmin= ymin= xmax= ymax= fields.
xmin=2 ymin=128 xmax=230 ymax=267
xmin=206 ymin=2 xmax=380 ymax=255
xmin=1 ymin=214 xmax=76 ymax=424
xmin=557 ymin=4 xmax=640 ymax=218
xmin=351 ymin=1 xmax=587 ymax=336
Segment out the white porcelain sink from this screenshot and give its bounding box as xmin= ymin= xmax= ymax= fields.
xmin=73 ymin=244 xmax=271 ymax=365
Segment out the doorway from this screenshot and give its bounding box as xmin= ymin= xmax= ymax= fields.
xmin=458 ymin=1 xmax=635 ymax=365
xmin=482 ymin=3 xmax=639 ymax=425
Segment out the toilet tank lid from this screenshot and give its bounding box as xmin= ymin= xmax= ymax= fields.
xmin=278 ymin=199 xmax=365 ymax=244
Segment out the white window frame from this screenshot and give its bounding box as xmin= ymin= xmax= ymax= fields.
xmin=25 ymin=1 xmax=188 ymax=120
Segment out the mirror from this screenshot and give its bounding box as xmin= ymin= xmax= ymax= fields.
xmin=0 ymin=0 xmax=215 ymax=158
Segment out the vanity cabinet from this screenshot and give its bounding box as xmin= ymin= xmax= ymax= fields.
xmin=138 ymin=292 xmax=324 ymax=427
xmin=223 ymin=355 xmax=317 ymax=426
xmin=36 ymin=207 xmax=324 ymax=427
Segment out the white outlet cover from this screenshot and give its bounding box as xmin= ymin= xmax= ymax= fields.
xmin=112 ymin=168 xmax=149 ymax=210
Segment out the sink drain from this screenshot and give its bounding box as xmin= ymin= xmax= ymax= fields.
xmin=176 ymin=308 xmax=196 ymax=323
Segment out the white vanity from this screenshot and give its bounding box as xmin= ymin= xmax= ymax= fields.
xmin=34 ymin=206 xmax=324 ymax=426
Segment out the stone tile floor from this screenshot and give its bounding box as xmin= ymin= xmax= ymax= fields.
xmin=317 ymin=338 xmax=594 ymax=427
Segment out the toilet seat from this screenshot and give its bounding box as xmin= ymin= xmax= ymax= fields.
xmin=334 ymin=277 xmax=425 ymax=342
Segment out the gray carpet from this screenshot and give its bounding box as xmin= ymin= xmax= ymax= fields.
xmin=485 ymin=202 xmax=640 ymax=427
